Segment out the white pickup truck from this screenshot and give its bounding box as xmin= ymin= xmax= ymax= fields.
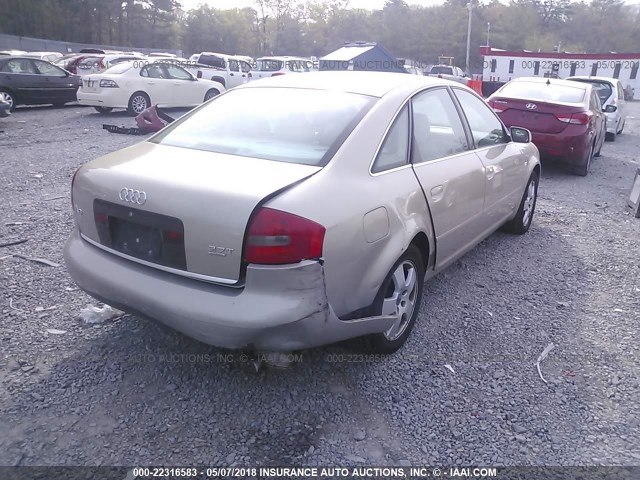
xmin=426 ymin=64 xmax=468 ymax=84
xmin=187 ymin=52 xmax=252 ymax=89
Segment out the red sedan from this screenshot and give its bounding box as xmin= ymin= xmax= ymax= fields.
xmin=488 ymin=77 xmax=606 ymax=176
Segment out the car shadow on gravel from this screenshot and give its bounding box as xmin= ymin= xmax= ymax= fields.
xmin=4 ymin=218 xmax=621 ymax=467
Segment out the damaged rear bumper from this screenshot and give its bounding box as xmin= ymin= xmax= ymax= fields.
xmin=64 ymin=229 xmax=395 ymax=351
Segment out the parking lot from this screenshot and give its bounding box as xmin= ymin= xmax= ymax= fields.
xmin=1 ymin=102 xmax=639 ymax=467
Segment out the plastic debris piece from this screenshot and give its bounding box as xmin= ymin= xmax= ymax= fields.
xmin=79 ymin=304 xmax=123 ymax=324
xmin=11 ymin=253 xmax=59 ymax=267
xmin=536 ymin=342 xmax=555 ymax=384
xmin=444 ymin=364 xmax=455 ymax=374
xmin=46 ymin=329 xmax=67 ymax=335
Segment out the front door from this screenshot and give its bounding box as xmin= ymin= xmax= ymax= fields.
xmin=452 ymin=87 xmax=526 ymax=227
xmin=409 ymin=87 xmax=487 ymax=269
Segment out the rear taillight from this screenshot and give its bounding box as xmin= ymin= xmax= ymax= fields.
xmin=244 ymin=208 xmax=325 ymax=265
xmin=488 ymin=100 xmax=508 ymax=113
xmin=555 ymin=111 xmax=591 ymax=125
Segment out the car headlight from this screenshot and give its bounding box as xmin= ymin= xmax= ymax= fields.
xmin=99 ymin=79 xmax=119 ymax=88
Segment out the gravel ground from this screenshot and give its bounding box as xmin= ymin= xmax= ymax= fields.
xmin=0 ymin=102 xmax=639 ymax=468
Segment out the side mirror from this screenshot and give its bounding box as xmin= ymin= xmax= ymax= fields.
xmin=604 ymin=105 xmax=617 ymax=113
xmin=510 ymin=126 xmax=531 ymax=144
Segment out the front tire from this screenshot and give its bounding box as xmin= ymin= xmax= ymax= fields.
xmin=0 ymin=89 xmax=16 ymax=111
xmin=127 ymin=91 xmax=150 ymax=116
xmin=365 ymin=245 xmax=425 ymax=354
xmin=502 ymin=170 xmax=539 ymax=235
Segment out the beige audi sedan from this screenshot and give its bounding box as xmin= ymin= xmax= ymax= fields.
xmin=65 ymin=72 xmax=540 ymax=354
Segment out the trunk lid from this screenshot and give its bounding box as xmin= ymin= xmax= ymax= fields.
xmin=490 ymin=97 xmax=585 ymax=134
xmin=73 ymin=142 xmax=321 ymax=284
xmin=81 ymin=75 xmax=101 ymax=93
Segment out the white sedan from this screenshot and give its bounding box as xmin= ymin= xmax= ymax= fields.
xmin=77 ymin=61 xmax=225 ymax=115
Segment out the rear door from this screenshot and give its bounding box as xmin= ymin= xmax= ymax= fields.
xmin=139 ymin=64 xmax=173 ymax=106
xmin=0 ymin=58 xmax=42 ymax=104
xmin=409 ymin=87 xmax=486 ymax=269
xmin=453 ymin=87 xmax=527 ymax=227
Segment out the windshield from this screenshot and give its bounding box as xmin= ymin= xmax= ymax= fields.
xmin=151 ymin=87 xmax=376 ymax=167
xmin=500 ymin=81 xmax=586 ymax=103
xmin=256 ymin=59 xmax=284 ymax=72
xmin=430 ymin=66 xmax=453 ymax=75
xmin=569 ymin=79 xmax=613 ymax=104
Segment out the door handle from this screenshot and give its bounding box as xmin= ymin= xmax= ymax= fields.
xmin=148 ymin=81 xmax=156 ymax=85
xmin=430 ymin=185 xmax=444 ymax=201
xmin=486 ymin=165 xmax=503 ymax=181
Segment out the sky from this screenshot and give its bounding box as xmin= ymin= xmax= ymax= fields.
xmin=178 ymin=0 xmax=446 ymax=10
xmin=178 ymin=0 xmax=640 ymax=9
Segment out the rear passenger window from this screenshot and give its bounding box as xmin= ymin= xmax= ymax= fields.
xmin=453 ymin=89 xmax=509 ymax=147
xmin=411 ymin=88 xmax=469 ymax=163
xmin=372 ymin=106 xmax=409 ymax=173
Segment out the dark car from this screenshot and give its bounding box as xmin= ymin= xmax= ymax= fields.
xmin=0 ymin=56 xmax=82 ymax=110
xmin=488 ymin=77 xmax=607 ymax=176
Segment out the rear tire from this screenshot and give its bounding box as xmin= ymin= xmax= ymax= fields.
xmin=127 ymin=91 xmax=150 ymax=116
xmin=94 ymin=106 xmax=113 ymax=114
xmin=572 ymin=143 xmax=594 ymax=177
xmin=363 ymin=245 xmax=425 ymax=354
xmin=204 ymin=89 xmax=220 ymax=102
xmin=502 ymin=170 xmax=539 ymax=235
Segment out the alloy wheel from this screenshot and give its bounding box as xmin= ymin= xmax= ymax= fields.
xmin=0 ymin=91 xmax=14 ymax=109
xmin=382 ymin=260 xmax=419 ymax=341
xmin=132 ymin=95 xmax=148 ymax=114
xmin=522 ymin=179 xmax=536 ymax=226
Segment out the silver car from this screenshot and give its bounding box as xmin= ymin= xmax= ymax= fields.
xmin=566 ymin=76 xmax=627 ymax=141
xmin=65 ymin=72 xmax=540 ymax=355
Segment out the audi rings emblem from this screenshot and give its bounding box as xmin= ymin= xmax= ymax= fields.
xmin=119 ymin=188 xmax=147 ymax=205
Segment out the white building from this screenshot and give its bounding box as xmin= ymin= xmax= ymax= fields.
xmin=480 ymin=46 xmax=640 ymax=99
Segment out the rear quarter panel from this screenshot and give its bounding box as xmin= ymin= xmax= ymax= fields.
xmin=266 ymin=89 xmax=435 ymax=318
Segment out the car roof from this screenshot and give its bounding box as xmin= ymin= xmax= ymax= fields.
xmin=241 ymin=71 xmax=465 ymax=98
xmin=509 ymin=76 xmax=590 ymax=89
xmin=257 ymin=56 xmax=310 ymax=61
xmin=566 ymin=76 xmax=620 ymax=85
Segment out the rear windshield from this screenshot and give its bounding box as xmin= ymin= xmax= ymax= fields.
xmin=151 ymin=88 xmax=376 ymax=166
xmin=101 ymin=62 xmax=134 ymax=74
xmin=256 ymin=59 xmax=284 ymax=72
xmin=197 ymin=54 xmax=226 ymax=69
xmin=430 ymin=66 xmax=453 ymax=75
xmin=500 ymin=81 xmax=586 ymax=103
xmin=568 ymin=79 xmax=613 ymax=104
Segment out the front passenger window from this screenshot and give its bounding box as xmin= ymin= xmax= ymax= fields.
xmin=371 ymin=106 xmax=409 ymax=173
xmin=454 ymin=89 xmax=509 ymax=148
